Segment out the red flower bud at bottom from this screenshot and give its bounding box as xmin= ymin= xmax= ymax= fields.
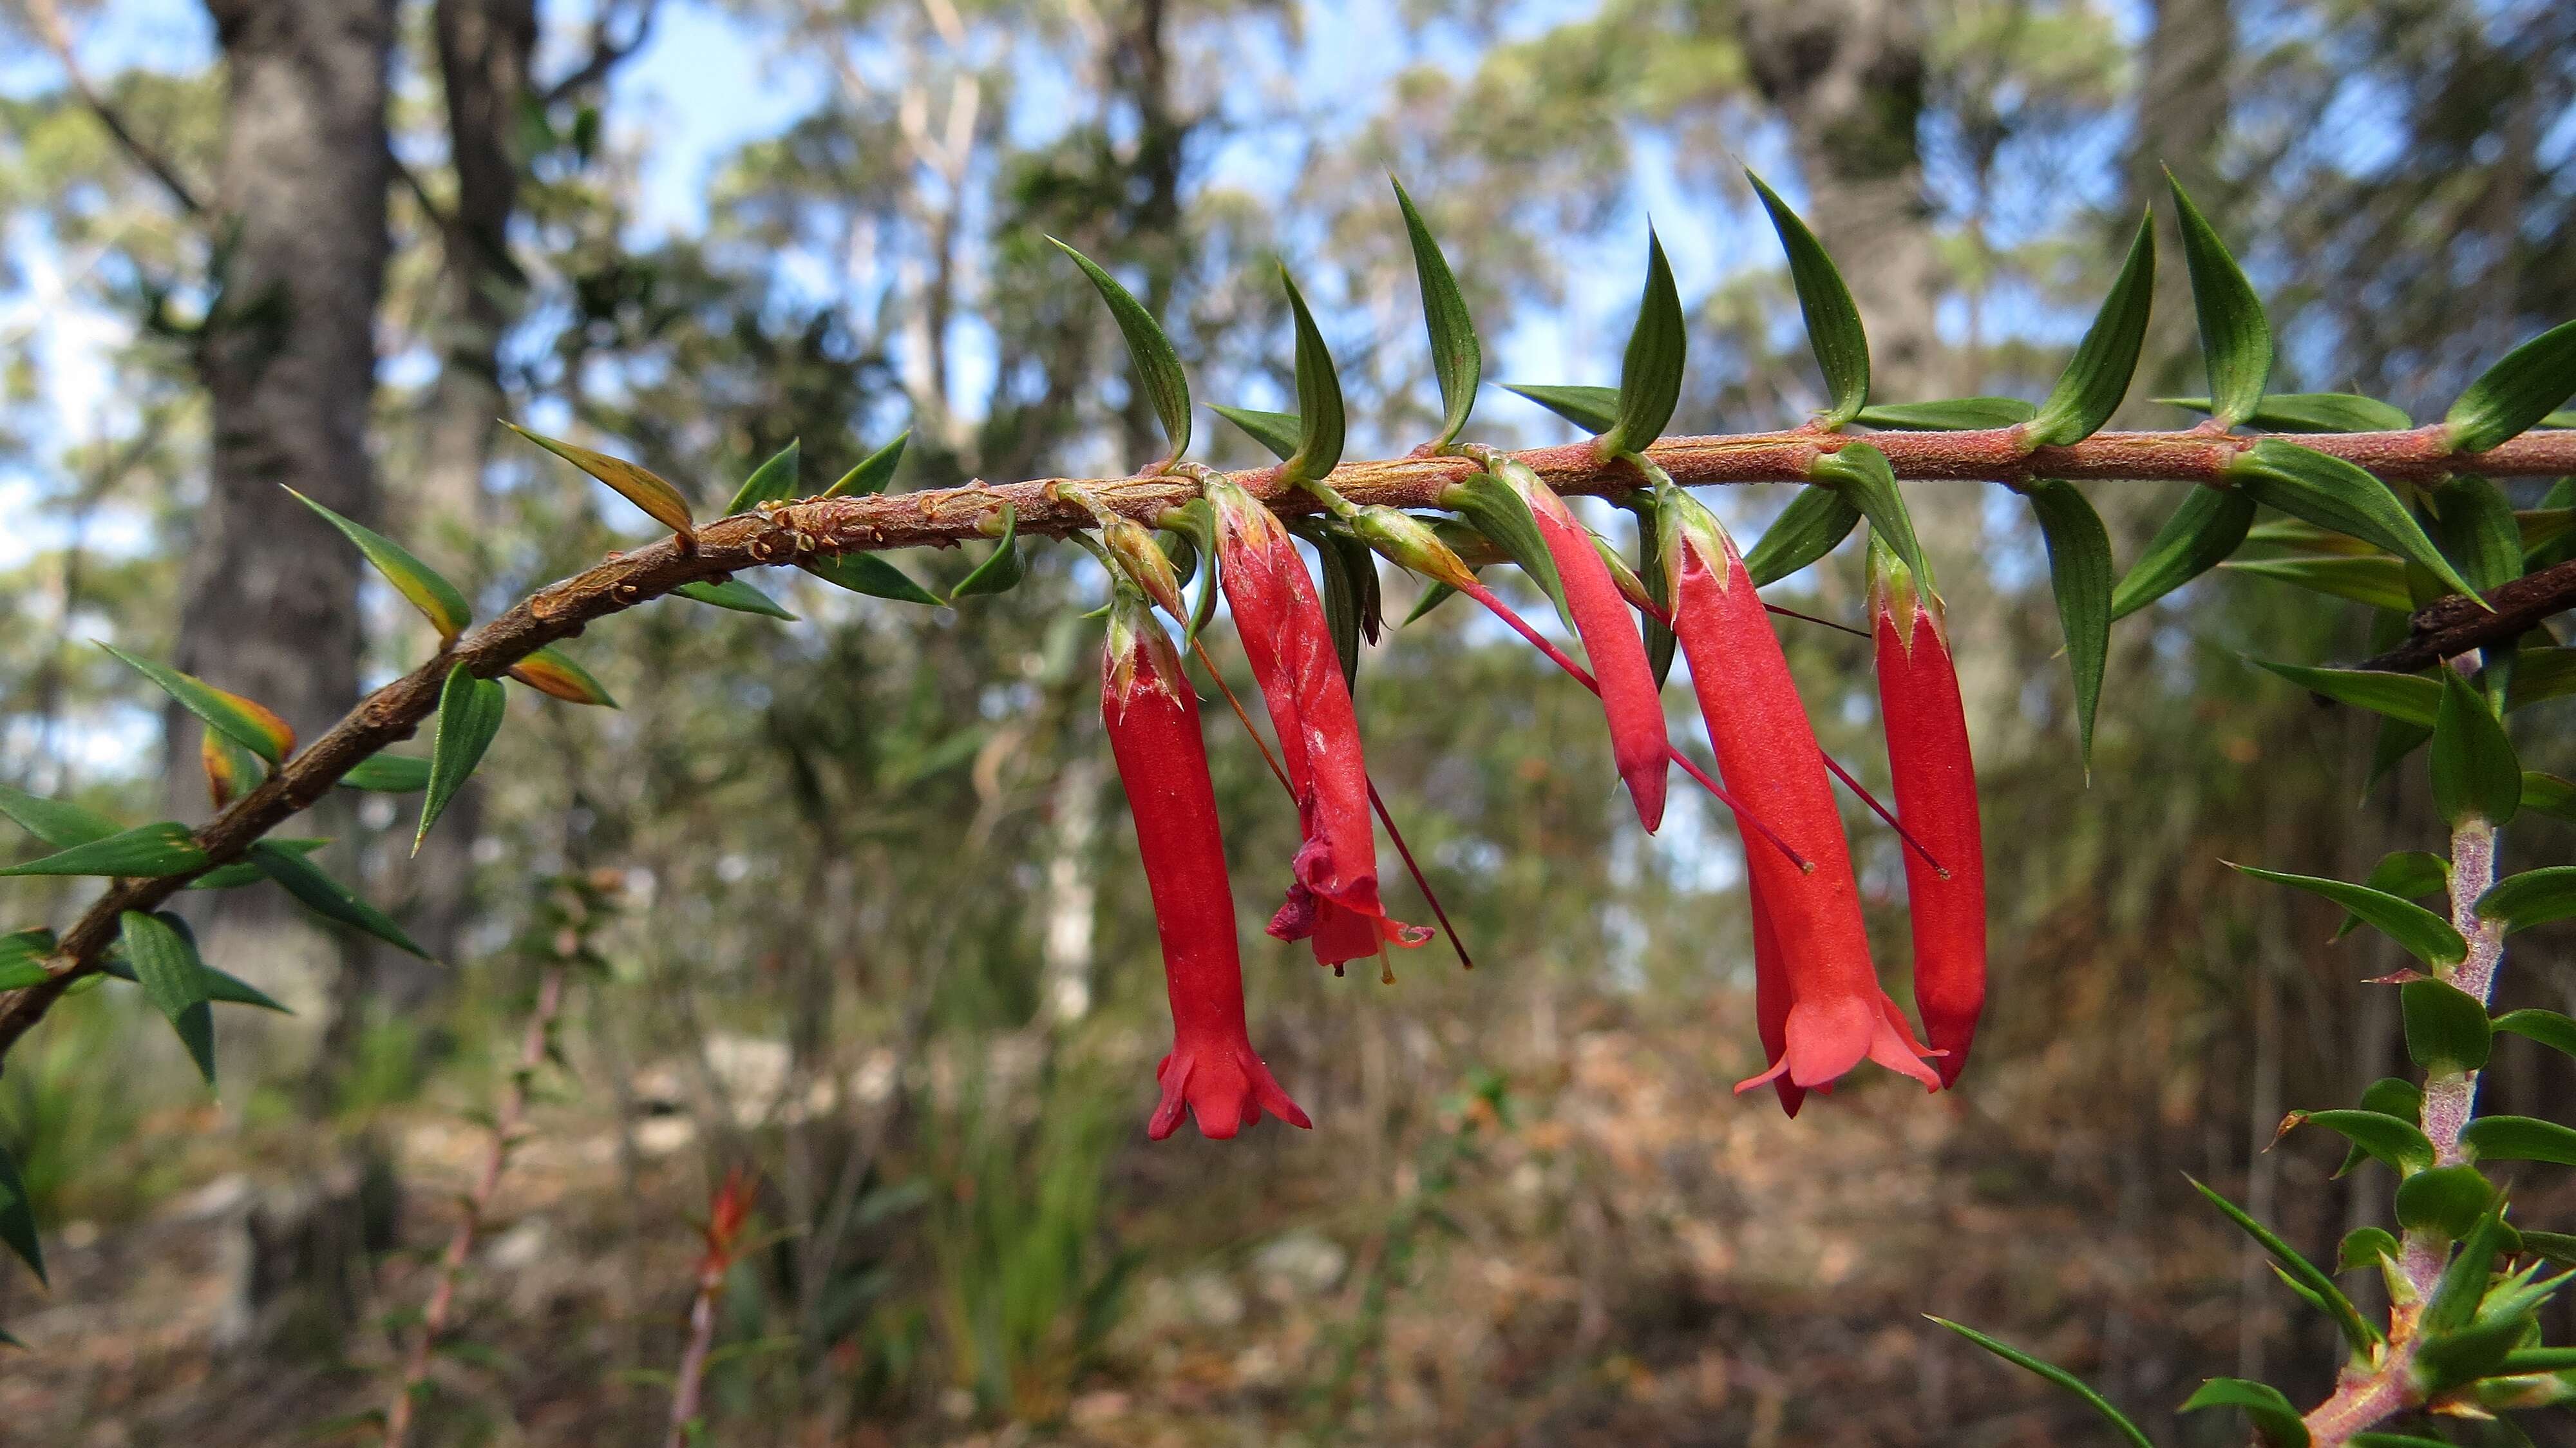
xmin=1873 ymin=557 xmax=1986 ymax=1088
xmin=1102 ymin=593 xmax=1311 ymax=1141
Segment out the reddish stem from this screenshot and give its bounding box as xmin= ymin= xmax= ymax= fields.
xmin=1368 ymin=779 xmax=1472 ymax=969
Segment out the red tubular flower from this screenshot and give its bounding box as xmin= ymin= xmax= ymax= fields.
xmin=1101 ymin=589 xmax=1311 ymax=1140
xmin=1496 ymin=461 xmax=1669 ymax=832
xmin=1871 ymin=547 xmax=1986 ymax=1088
xmin=1205 ymin=479 xmax=1430 ymax=969
xmin=1660 ymin=492 xmax=1939 ymax=1094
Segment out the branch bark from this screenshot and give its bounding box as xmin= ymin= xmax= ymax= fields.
xmin=4 ymin=422 xmax=2575 ymax=1069
xmin=2354 ymin=557 xmax=2576 ymax=674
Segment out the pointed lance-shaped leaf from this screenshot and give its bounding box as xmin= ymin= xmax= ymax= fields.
xmin=2430 ymin=475 xmax=2525 ymax=595
xmin=1500 ymin=383 xmax=1621 ymax=433
xmin=2462 ymin=1116 xmax=2576 ymax=1167
xmin=0 ymin=781 xmax=120 ymax=850
xmin=1854 ymin=397 xmax=2034 ymax=431
xmin=415 ymin=664 xmax=507 ymax=856
xmin=2432 ymin=669 xmax=2521 ymax=828
xmin=1922 ymin=1319 xmax=2155 ymax=1448
xmin=1748 ymin=170 xmax=1868 ymax=428
xmin=99 ymin=643 xmax=295 ymax=765
xmin=2225 ymin=556 xmax=2413 ymax=613
xmin=287 ymin=488 xmax=471 ymax=642
xmin=2255 ymin=660 xmax=2439 ymax=726
xmin=2226 ymin=439 xmax=2484 ymax=603
xmin=2295 ymin=1108 xmax=2435 ymax=1177
xmin=101 ymin=913 xmax=289 ymax=1014
xmin=120 ymin=909 xmax=216 ymax=1087
xmin=252 ymin=841 xmax=430 ymax=958
xmin=2110 ymin=484 xmax=2256 ymax=618
xmin=2447 ymin=318 xmax=2576 ymax=453
xmin=0 ymin=1139 xmax=41 ymax=1285
xmin=1160 ymin=497 xmax=1224 ymax=640
xmin=822 ymin=431 xmax=908 ymax=498
xmin=2027 ymin=213 xmax=2154 ymax=446
xmin=506 ymin=423 xmax=695 ymax=540
xmin=1446 ymin=472 xmax=1574 ymax=633
xmin=1809 ymin=444 xmax=1927 ymax=591
xmin=1211 ymin=405 xmax=1302 ymax=461
xmin=2166 ymin=173 xmax=2272 ymax=427
xmin=508 ymin=645 xmax=618 ymax=707
xmin=1277 ymin=267 xmax=1347 ymax=488
xmin=1302 ymin=519 xmax=1367 ymax=689
xmin=1743 ymin=485 xmax=1864 ymax=587
xmin=0 ymin=929 xmax=55 ymax=991
xmin=2524 ymin=770 xmax=2576 ymax=823
xmin=201 ymin=727 xmax=265 ymax=810
xmin=2025 ymin=481 xmax=2112 ymax=768
xmin=1392 ymin=177 xmax=1481 ymax=449
xmin=189 ymin=837 xmax=325 ymax=891
xmin=1629 ymin=497 xmax=1677 ymax=689
xmin=2180 ymin=1378 xmax=2310 ymax=1447
xmin=2186 ymin=1175 xmax=2378 ymax=1351
xmin=0 ymin=821 xmax=206 ymax=879
xmin=2492 ymin=1007 xmax=2576 ymax=1060
xmin=2479 ymin=866 xmax=2576 ymax=935
xmin=723 ymin=438 xmax=801 ymax=513
xmin=803 ymin=552 xmax=943 ymax=607
xmin=1052 ymin=238 xmax=1191 ymax=465
xmin=338 ymin=752 xmax=431 ymax=793
xmin=674 ymin=578 xmax=797 ymax=620
xmin=2224 ymin=861 xmax=2467 ymax=967
xmin=1601 ymin=229 xmax=1685 ymax=455
xmin=2159 ymin=393 xmax=2411 ymax=433
xmin=2335 ymin=851 xmax=2449 ymax=940
xmin=950 ymin=502 xmax=1027 ymax=599
xmin=2402 ymin=977 xmax=2493 ymax=1072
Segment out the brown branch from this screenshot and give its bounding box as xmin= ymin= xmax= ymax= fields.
xmin=4 ymin=422 xmax=2576 ymax=1070
xmin=539 ymin=0 xmax=663 ymax=105
xmin=2354 ymin=555 xmax=2576 ymax=674
xmin=21 ymin=0 xmax=208 ymax=216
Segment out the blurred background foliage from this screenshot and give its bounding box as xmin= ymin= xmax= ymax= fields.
xmin=0 ymin=0 xmax=2570 ymax=1442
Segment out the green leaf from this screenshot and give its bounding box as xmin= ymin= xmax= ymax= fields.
xmin=2414 ymin=1310 xmax=2539 ymax=1393
xmin=339 ymin=753 xmax=432 ymax=793
xmin=1161 ymin=498 xmax=1224 ymax=640
xmin=1500 ymin=383 xmax=1622 ymax=433
xmin=2447 ymin=318 xmax=2576 ymax=453
xmin=950 ymin=502 xmax=1026 ymax=600
xmin=2338 ymin=1227 xmax=2399 ymax=1273
xmin=2509 ymin=647 xmax=2576 ymax=711
xmin=2432 ymin=671 xmax=2521 ymax=828
xmin=1811 ymin=444 xmax=1926 ymax=591
xmin=2525 ymin=771 xmax=2576 ymax=823
xmin=1922 ymin=1318 xmax=2154 ymax=1448
xmin=2349 ymin=1435 xmax=2458 ymax=1448
xmin=2479 ymin=868 xmax=2576 ymax=935
xmin=0 ymin=821 xmax=205 ymax=879
xmin=674 ymin=578 xmax=797 ymax=621
xmin=120 ymin=909 xmax=215 ymax=1087
xmin=1631 ymin=498 xmax=1676 ymax=689
xmin=2335 ymin=852 xmax=2450 ymax=940
xmin=803 ymin=553 xmax=943 ymax=607
xmin=2254 ymin=660 xmax=2439 ymax=726
xmin=252 ymin=841 xmax=429 ymax=958
xmin=822 ymin=431 xmax=908 ymax=499
xmin=415 ymin=665 xmax=507 ymax=855
xmin=0 ymin=1140 xmax=41 ymax=1285
xmin=2025 ymin=481 xmax=2112 ymax=768
xmin=1854 ymin=398 xmax=2036 ymax=431
xmin=2158 ymin=393 xmax=2412 ymax=433
xmin=2228 ymin=439 xmax=2483 ymax=602
xmin=2403 ymin=978 xmax=2493 ymax=1072
xmin=2431 ymin=476 xmax=2525 ymax=595
xmin=1210 ymin=404 xmax=1302 ymax=461
xmin=1054 ymin=239 xmax=1191 ymax=464
xmin=2224 ymin=556 xmax=2414 ymax=613
xmin=506 ymin=645 xmax=619 ymax=708
xmin=187 ymin=837 xmax=324 ymax=891
xmin=0 ymin=782 xmax=119 ymax=850
xmin=2225 ymin=862 xmax=2466 ymax=967
xmin=288 ymin=489 xmax=472 ymax=641
xmin=2188 ymin=1176 xmax=2379 ymax=1351
xmin=1278 ymin=268 xmax=1346 ymax=487
xmin=0 ymin=929 xmax=54 ymax=991
xmin=506 ymin=423 xmax=696 ymax=538
xmin=2027 ymin=213 xmax=2154 ymax=446
xmin=2463 ymin=1116 xmax=2576 ymax=1167
xmin=2521 ymin=506 xmax=2576 ymax=561
xmin=2396 ymin=1166 xmax=2494 ymax=1241
xmin=2180 ymin=1377 xmax=2309 ymax=1447
xmin=2427 ymin=1208 xmax=2510 ymax=1333
xmin=723 ymin=439 xmax=802 ymax=513
xmin=2514 ymin=1232 xmax=2576 ymax=1267
xmin=99 ymin=643 xmax=295 ymax=764
xmin=2494 ymin=1009 xmax=2576 ymax=1061
xmin=2167 ymin=175 xmax=2271 ymax=427
xmin=1305 ymin=520 xmax=1366 ymax=689
xmin=2296 ymin=1109 xmax=2435 ymax=1177
xmin=2110 ymin=485 xmax=2256 ymax=618
xmin=1392 ymin=177 xmax=1481 ymax=450
xmin=1748 ymin=171 xmax=1868 ymax=428
xmin=1602 ymin=229 xmax=1684 ymax=455
xmin=1449 ymin=472 xmax=1572 ymax=633
xmin=1743 ymin=484 xmax=1863 ymax=587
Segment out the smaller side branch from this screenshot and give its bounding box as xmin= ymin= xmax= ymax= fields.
xmin=21 ymin=0 xmax=207 ymax=216
xmin=2356 ymin=557 xmax=2576 ymax=674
